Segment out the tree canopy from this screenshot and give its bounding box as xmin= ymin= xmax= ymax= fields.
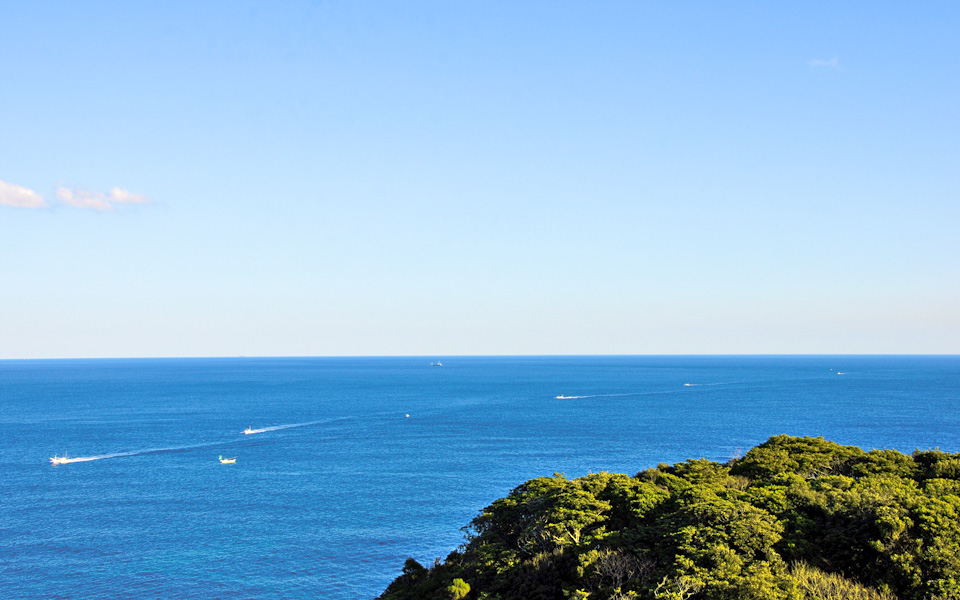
xmin=377 ymin=436 xmax=960 ymax=600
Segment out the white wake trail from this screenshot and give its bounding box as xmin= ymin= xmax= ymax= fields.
xmin=49 ymin=440 xmax=231 ymax=465
xmin=51 ymin=416 xmax=359 ymax=465
xmin=555 ymin=391 xmax=674 ymax=400
xmin=242 ymin=416 xmax=354 ymax=435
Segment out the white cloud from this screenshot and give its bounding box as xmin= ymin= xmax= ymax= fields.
xmin=57 ymin=186 xmax=152 ymax=211
xmin=107 ymin=187 xmax=151 ymax=205
xmin=809 ymin=57 xmax=840 ymax=69
xmin=0 ymin=179 xmax=47 ymax=208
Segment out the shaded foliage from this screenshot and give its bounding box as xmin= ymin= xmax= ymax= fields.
xmin=378 ymin=436 xmax=960 ymax=600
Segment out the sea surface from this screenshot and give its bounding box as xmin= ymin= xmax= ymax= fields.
xmin=2 ymin=355 xmax=958 ymax=599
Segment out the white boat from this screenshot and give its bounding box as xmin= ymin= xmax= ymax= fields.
xmin=244 ymin=427 xmax=267 ymax=435
xmin=219 ymin=455 xmax=237 ymax=464
xmin=50 ymin=453 xmax=70 ymax=465
xmin=556 ymin=395 xmax=572 ymax=399
xmin=430 ymin=362 xmax=443 ymax=367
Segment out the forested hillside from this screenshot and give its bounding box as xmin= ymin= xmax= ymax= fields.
xmin=378 ymin=436 xmax=960 ymax=600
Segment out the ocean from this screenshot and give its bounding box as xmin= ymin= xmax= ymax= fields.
xmin=2 ymin=355 xmax=958 ymax=599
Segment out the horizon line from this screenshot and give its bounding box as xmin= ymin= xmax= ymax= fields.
xmin=2 ymin=352 xmax=958 ymax=361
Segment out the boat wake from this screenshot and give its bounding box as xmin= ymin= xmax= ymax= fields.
xmin=683 ymin=381 xmax=751 ymax=388
xmin=558 ymin=383 xmax=745 ymax=398
xmin=49 ymin=440 xmax=231 ymax=465
xmin=556 ymin=391 xmax=670 ymax=400
xmin=49 ymin=416 xmax=356 ymax=465
xmin=244 ymin=418 xmax=349 ymax=435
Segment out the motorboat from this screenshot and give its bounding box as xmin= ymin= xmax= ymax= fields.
xmin=219 ymin=455 xmax=237 ymax=464
xmin=50 ymin=453 xmax=71 ymax=465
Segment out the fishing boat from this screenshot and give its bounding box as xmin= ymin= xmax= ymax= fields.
xmin=430 ymin=361 xmax=443 ymax=367
xmin=244 ymin=427 xmax=267 ymax=435
xmin=50 ymin=453 xmax=70 ymax=465
xmin=219 ymin=455 xmax=237 ymax=464
xmin=556 ymin=395 xmax=573 ymax=399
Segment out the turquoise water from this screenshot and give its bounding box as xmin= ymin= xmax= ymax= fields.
xmin=2 ymin=356 xmax=958 ymax=598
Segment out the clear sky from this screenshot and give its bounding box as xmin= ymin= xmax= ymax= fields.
xmin=1 ymin=1 xmax=958 ymax=358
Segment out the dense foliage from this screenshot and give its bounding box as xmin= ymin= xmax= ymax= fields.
xmin=377 ymin=436 xmax=960 ymax=600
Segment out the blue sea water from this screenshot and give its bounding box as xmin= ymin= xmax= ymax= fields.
xmin=1 ymin=355 xmax=958 ymax=599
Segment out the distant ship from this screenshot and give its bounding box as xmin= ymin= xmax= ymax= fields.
xmin=556 ymin=395 xmax=573 ymax=399
xmin=430 ymin=362 xmax=443 ymax=367
xmin=244 ymin=427 xmax=267 ymax=435
xmin=50 ymin=453 xmax=70 ymax=465
xmin=219 ymin=455 xmax=237 ymax=464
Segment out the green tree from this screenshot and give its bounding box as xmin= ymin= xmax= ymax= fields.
xmin=446 ymin=578 xmax=470 ymax=600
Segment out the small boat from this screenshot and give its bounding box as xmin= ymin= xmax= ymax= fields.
xmin=219 ymin=455 xmax=237 ymax=464
xmin=244 ymin=427 xmax=267 ymax=435
xmin=556 ymin=395 xmax=573 ymax=399
xmin=430 ymin=362 xmax=443 ymax=367
xmin=50 ymin=453 xmax=70 ymax=465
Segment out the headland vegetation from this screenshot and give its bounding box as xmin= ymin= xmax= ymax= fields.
xmin=378 ymin=435 xmax=960 ymax=600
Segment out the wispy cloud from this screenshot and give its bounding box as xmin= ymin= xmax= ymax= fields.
xmin=56 ymin=186 xmax=152 ymax=211
xmin=809 ymin=57 xmax=840 ymax=69
xmin=0 ymin=179 xmax=47 ymax=208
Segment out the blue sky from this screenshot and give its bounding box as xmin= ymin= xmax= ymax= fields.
xmin=1 ymin=1 xmax=957 ymax=358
